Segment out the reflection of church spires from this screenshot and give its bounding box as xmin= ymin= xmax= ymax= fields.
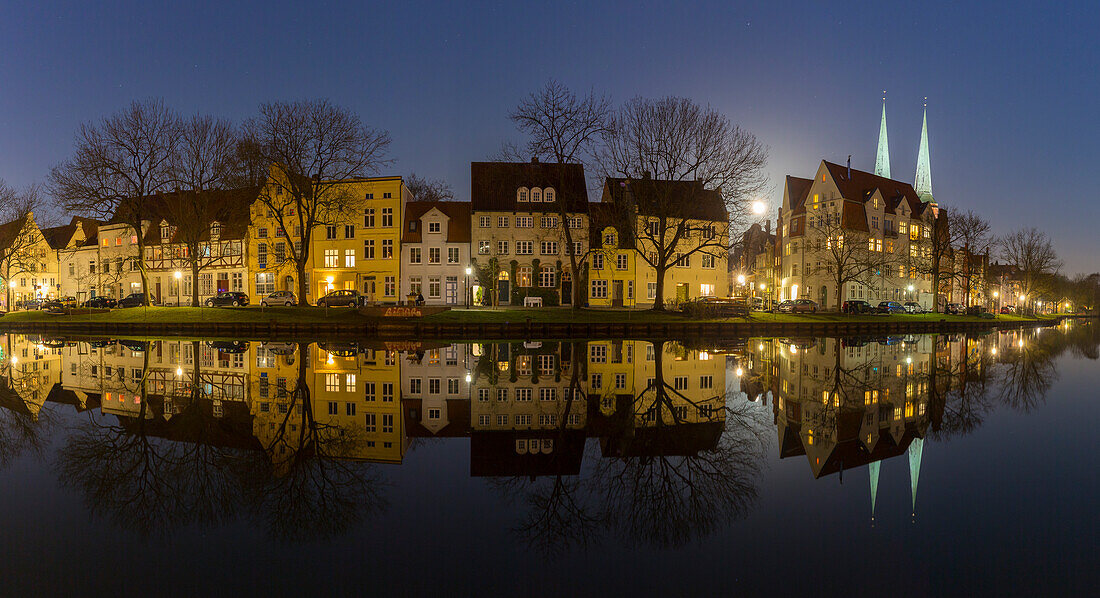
xmin=915 ymin=100 xmax=934 ymax=203
xmin=908 ymin=437 xmax=924 ymax=522
xmin=875 ymin=93 xmax=891 ymax=178
xmin=869 ymin=461 xmax=880 ymax=524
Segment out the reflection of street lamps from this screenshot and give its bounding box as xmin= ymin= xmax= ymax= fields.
xmin=174 ymin=271 xmax=181 ymax=307
xmin=465 ymin=266 xmax=472 ymax=308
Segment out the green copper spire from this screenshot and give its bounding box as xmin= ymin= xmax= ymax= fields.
xmin=908 ymin=437 xmax=924 ymax=520
xmin=915 ymin=100 xmax=934 ymax=202
xmin=869 ymin=461 xmax=881 ymax=523
xmin=875 ymin=93 xmax=890 ymax=178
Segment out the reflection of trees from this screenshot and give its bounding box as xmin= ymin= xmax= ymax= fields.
xmin=494 ymin=340 xmax=768 ymax=555
xmin=0 ymin=335 xmax=54 ymax=470
xmin=54 ymin=340 xmax=387 ymax=541
xmin=992 ymin=332 xmax=1058 ymax=413
xmin=54 ymin=343 xmax=263 ymax=534
xmin=246 ymin=342 xmax=387 ymax=542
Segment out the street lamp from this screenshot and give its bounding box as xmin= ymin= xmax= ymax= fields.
xmin=174 ymin=271 xmax=182 ymax=307
xmin=465 ymin=266 xmax=473 ymax=308
xmin=751 ymin=201 xmax=766 ymax=215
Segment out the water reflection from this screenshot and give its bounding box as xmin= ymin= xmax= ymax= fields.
xmin=0 ymin=319 xmax=1094 ymax=546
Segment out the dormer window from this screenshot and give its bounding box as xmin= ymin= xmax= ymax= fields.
xmin=160 ymin=224 xmax=171 ymax=240
xmin=531 ymin=188 xmax=542 ymax=202
xmin=544 ymin=188 xmax=555 ymax=202
xmin=604 ymin=231 xmax=616 ymax=246
xmin=428 ymin=221 xmax=441 ymax=233
xmin=517 ymin=187 xmax=529 ymax=202
xmin=210 ymin=222 xmax=221 ymax=241
xmin=872 ymin=197 xmax=880 ymax=209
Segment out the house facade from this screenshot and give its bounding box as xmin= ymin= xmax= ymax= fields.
xmin=470 ymin=160 xmax=590 ymax=307
xmin=400 ymin=201 xmax=472 ymax=305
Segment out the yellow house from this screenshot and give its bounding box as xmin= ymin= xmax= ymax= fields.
xmin=248 ymin=169 xmax=411 ymax=305
xmin=588 ymin=178 xmax=730 ymax=308
xmin=0 ymin=212 xmax=59 ymax=309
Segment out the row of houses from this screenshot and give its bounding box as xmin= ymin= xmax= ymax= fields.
xmin=0 ymin=160 xmax=729 ymax=309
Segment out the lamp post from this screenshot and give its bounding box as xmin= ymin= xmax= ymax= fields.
xmin=465 ymin=266 xmax=472 ymax=308
xmin=993 ymin=290 xmax=999 ymax=315
xmin=174 ymin=271 xmax=181 ymax=307
xmin=1018 ymin=293 xmax=1026 ymax=315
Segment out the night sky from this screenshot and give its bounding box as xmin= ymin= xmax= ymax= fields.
xmin=1 ymin=1 xmax=1096 ymax=273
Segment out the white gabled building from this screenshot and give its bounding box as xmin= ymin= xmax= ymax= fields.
xmin=400 ymin=201 xmax=472 ymax=306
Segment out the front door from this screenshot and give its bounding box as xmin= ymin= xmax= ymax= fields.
xmin=612 ymin=280 xmax=624 ymax=307
xmin=561 ymin=275 xmax=572 ymax=305
xmin=217 ymin=275 xmax=229 ymax=293
xmin=676 ymin=283 xmax=689 ymax=303
xmin=497 ymin=280 xmax=510 ymax=305
xmin=155 ymin=282 xmax=162 ymax=304
xmin=445 ymin=278 xmax=458 ymax=305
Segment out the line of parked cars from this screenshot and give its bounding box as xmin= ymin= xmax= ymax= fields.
xmin=12 ymin=288 xmax=372 ymax=312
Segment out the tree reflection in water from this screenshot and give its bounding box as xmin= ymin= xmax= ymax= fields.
xmin=53 ymin=340 xmax=387 ymax=541
xmin=491 ymin=340 xmax=769 ymax=554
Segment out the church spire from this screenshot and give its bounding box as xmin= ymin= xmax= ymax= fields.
xmin=869 ymin=461 xmax=880 ymax=524
xmin=908 ymin=437 xmax=924 ymax=522
xmin=915 ymin=99 xmax=934 ymax=202
xmin=875 ymin=92 xmax=890 ymax=178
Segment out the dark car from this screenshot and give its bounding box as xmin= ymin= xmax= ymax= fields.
xmin=18 ymin=299 xmax=44 ymax=310
xmin=876 ymin=301 xmax=906 ymax=314
xmin=904 ymin=301 xmax=924 ymax=314
xmin=42 ymin=299 xmax=65 ymax=311
xmin=83 ymin=296 xmax=117 ymax=309
xmin=841 ymin=300 xmax=873 ymax=314
xmin=944 ymin=302 xmax=962 ymax=315
xmin=261 ymin=290 xmax=297 ymax=307
xmin=205 ymin=291 xmax=250 ymax=307
xmin=117 ymin=293 xmax=154 ymax=308
xmin=317 ymin=289 xmax=362 ymax=308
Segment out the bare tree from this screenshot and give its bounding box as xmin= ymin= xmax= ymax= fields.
xmin=806 ymin=211 xmax=889 ymax=310
xmin=949 ymin=210 xmax=993 ymax=307
xmin=597 ymin=97 xmax=768 ymax=309
xmin=505 ymin=80 xmax=611 ymax=307
xmin=242 ymin=99 xmax=391 ymax=304
xmin=0 ymin=182 xmax=46 ymax=310
xmin=162 ymin=115 xmax=243 ymax=306
xmin=404 ymin=173 xmax=455 ymax=202
xmin=997 ymin=227 xmax=1061 ymax=312
xmin=49 ymin=99 xmax=181 ymax=306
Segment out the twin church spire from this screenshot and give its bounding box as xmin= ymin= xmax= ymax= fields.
xmin=873 ymin=93 xmax=934 ymax=203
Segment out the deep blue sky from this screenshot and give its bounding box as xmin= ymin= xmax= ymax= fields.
xmin=1 ymin=1 xmax=1096 ymax=273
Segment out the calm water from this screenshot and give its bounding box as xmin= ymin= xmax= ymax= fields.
xmin=0 ymin=322 xmax=1096 ymax=597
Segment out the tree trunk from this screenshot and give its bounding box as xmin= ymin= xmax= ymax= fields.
xmin=297 ymin=260 xmax=310 ymax=306
xmin=652 ymin=266 xmax=666 ymax=311
xmin=191 ymin=261 xmax=200 ymax=307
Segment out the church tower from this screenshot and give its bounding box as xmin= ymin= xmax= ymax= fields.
xmin=875 ymin=93 xmax=891 ymax=178
xmin=915 ymin=100 xmax=934 ymax=203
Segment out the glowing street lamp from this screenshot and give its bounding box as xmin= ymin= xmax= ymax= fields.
xmin=737 ymin=274 xmax=746 ymax=285
xmin=751 ymin=200 xmax=766 ymax=215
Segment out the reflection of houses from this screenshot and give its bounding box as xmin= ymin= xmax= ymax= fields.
xmin=0 ymin=334 xmax=62 ymax=417
xmin=60 ymin=340 xmax=149 ymax=418
xmin=400 ymin=344 xmax=473 ymax=436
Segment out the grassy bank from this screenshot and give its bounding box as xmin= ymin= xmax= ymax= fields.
xmin=0 ymin=305 xmax=1058 ymax=327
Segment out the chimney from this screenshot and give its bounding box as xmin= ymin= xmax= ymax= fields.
xmin=765 ymin=219 xmax=771 ymax=235
xmin=847 ymin=155 xmax=851 ymax=179
xmin=530 ymin=156 xmax=539 ymax=164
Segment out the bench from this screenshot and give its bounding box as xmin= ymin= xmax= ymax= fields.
xmin=523 ymin=296 xmax=543 ymax=307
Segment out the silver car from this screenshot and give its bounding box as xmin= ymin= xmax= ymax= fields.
xmin=261 ymin=290 xmax=297 ymax=307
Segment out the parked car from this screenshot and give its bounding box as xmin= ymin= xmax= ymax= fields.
xmin=779 ymin=299 xmax=818 ymax=314
xmin=117 ymin=293 xmax=154 ymax=308
xmin=841 ymin=300 xmax=873 ymax=314
xmin=750 ymin=296 xmax=766 ymax=311
xmin=944 ymin=302 xmax=962 ymax=315
xmin=260 ymin=290 xmax=297 ymax=307
xmin=999 ymin=305 xmax=1015 ymax=314
xmin=904 ymin=301 xmax=924 ymax=314
xmin=42 ymin=298 xmax=68 ymax=311
xmin=775 ymin=300 xmax=795 ymax=313
xmin=876 ymin=301 xmax=906 ymax=314
xmin=17 ymin=299 xmax=44 ymax=310
xmin=205 ymin=291 xmax=250 ymax=307
xmin=83 ymin=296 xmax=117 ymax=309
xmin=206 ymin=340 xmax=249 ymax=353
xmin=316 ymin=289 xmax=362 ymax=308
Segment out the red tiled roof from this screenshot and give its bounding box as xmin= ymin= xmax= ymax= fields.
xmin=602 ymin=177 xmax=729 ymax=222
xmin=823 ymin=161 xmax=928 ymax=218
xmin=401 ymin=201 xmax=472 ymax=244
